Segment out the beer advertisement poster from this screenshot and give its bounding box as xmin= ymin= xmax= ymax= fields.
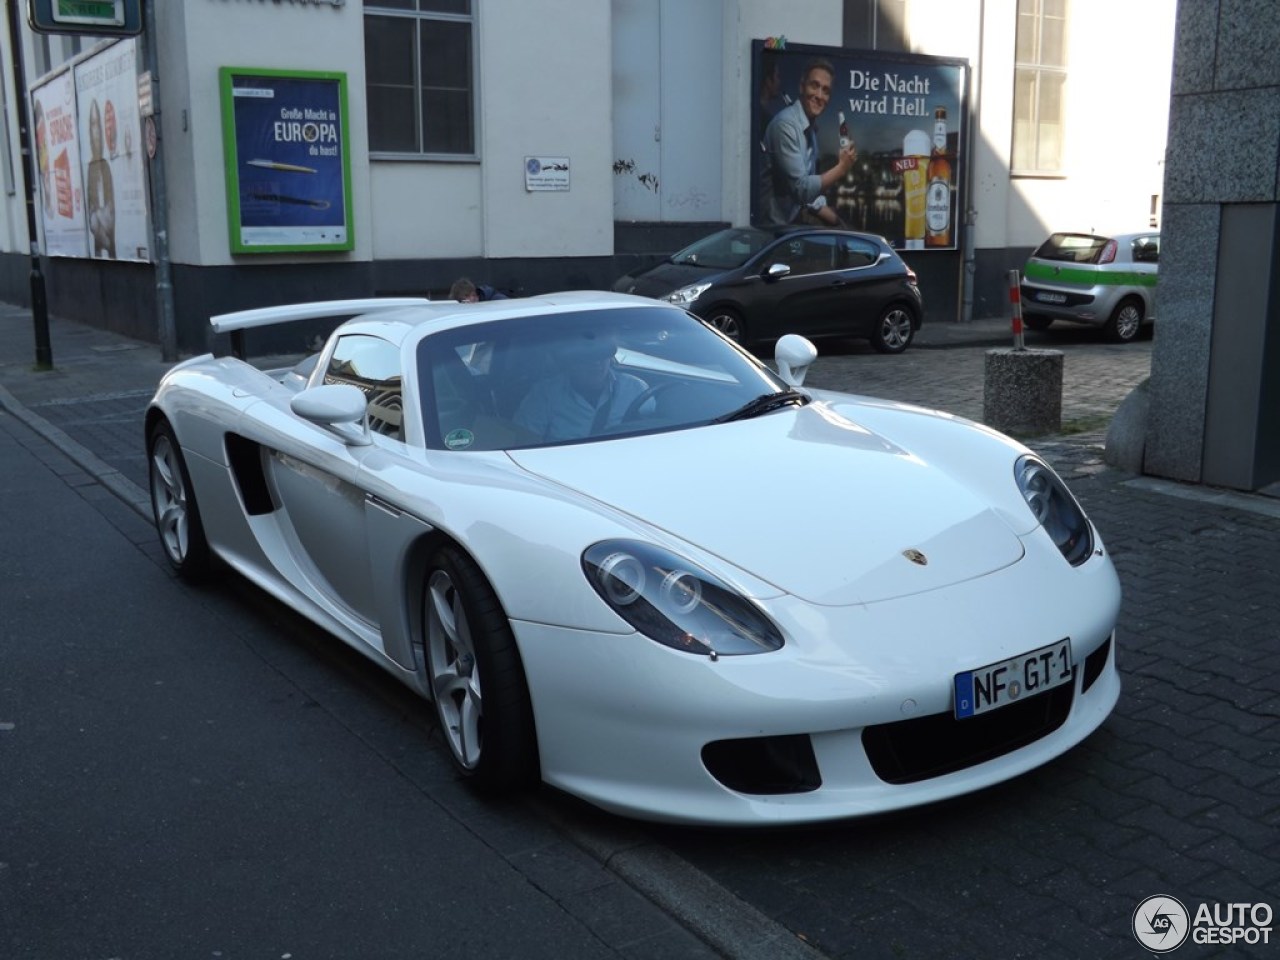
xmin=219 ymin=68 xmax=353 ymax=254
xmin=30 ymin=69 xmax=88 ymax=258
xmin=74 ymin=38 xmax=152 ymax=262
xmin=752 ymin=41 xmax=968 ymax=251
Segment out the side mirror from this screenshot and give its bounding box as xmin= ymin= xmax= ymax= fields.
xmin=290 ymin=384 xmax=372 ymax=446
xmin=775 ymin=334 xmax=818 ymax=386
xmin=765 ymin=263 xmax=791 ymax=281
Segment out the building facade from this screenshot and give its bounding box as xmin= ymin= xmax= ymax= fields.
xmin=0 ymin=0 xmax=1175 ymax=355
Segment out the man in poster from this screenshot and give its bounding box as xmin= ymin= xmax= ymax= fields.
xmin=758 ymin=58 xmax=857 ymax=227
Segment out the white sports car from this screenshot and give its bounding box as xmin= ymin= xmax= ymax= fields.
xmin=145 ymin=292 xmax=1121 ymax=826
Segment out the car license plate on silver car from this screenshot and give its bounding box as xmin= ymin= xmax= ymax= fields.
xmin=1035 ymin=291 xmax=1067 ymax=304
xmin=953 ymin=638 xmax=1072 ymax=719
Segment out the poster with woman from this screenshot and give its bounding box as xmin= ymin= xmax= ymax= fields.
xmin=29 ymin=70 xmax=88 ymax=258
xmin=74 ymin=38 xmax=151 ymax=261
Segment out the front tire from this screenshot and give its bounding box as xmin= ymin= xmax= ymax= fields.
xmin=871 ymin=305 xmax=915 ymax=354
xmin=424 ymin=544 xmax=538 ymax=792
xmin=1105 ymin=297 xmax=1144 ymax=343
xmin=147 ymin=420 xmax=212 ymax=581
xmin=703 ymin=307 xmax=748 ymax=346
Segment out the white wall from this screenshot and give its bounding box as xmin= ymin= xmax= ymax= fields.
xmin=721 ymin=2 xmax=845 ymax=227
xmin=979 ymin=0 xmax=1176 ymax=247
xmin=0 ymin=0 xmax=1175 ymax=270
xmin=477 ymin=0 xmax=615 ymax=259
xmin=154 ymin=1 xmax=370 ymax=267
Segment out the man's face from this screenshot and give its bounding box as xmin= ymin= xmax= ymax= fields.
xmin=566 ymin=344 xmax=614 ymax=398
xmin=799 ymin=68 xmax=834 ymax=122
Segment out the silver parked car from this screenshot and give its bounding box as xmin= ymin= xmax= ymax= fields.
xmin=1020 ymin=232 xmax=1159 ymax=343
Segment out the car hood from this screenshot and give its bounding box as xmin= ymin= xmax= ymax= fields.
xmin=506 ymin=404 xmax=1025 ymax=606
xmin=615 ymin=261 xmax=725 ymax=299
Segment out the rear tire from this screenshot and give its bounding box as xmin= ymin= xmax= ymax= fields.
xmin=1105 ymin=297 xmax=1144 ymax=343
xmin=871 ymin=305 xmax=915 ymax=354
xmin=424 ymin=544 xmax=538 ymax=792
xmin=147 ymin=420 xmax=212 ymax=581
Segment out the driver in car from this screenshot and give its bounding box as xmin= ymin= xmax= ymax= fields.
xmin=514 ymin=334 xmax=649 ymax=442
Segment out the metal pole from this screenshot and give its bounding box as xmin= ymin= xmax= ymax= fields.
xmin=1007 ymin=268 xmax=1025 ymax=351
xmin=141 ymin=0 xmax=177 ymax=361
xmin=6 ymin=0 xmax=52 ymax=369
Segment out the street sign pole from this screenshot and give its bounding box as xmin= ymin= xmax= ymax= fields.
xmin=8 ymin=0 xmax=53 ymax=369
xmin=140 ymin=0 xmax=176 ymax=361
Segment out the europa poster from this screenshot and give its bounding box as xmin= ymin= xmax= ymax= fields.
xmin=752 ymin=40 xmax=968 ymax=251
xmin=219 ymin=67 xmax=353 ymax=254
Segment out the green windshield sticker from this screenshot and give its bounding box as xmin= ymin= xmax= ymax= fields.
xmin=444 ymin=429 xmax=475 ymax=450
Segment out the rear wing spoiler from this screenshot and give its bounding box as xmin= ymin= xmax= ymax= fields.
xmin=210 ymin=297 xmax=432 ymax=359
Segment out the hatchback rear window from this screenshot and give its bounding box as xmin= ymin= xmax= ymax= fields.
xmin=1032 ymin=234 xmax=1110 ymax=264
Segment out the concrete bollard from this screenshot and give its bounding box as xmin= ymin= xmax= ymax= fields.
xmin=983 ymin=347 xmax=1064 ymax=437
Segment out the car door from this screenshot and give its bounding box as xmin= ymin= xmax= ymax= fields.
xmin=263 ymin=332 xmax=402 ymax=627
xmin=747 ymin=233 xmax=844 ymax=338
xmin=833 ymin=235 xmax=904 ymax=338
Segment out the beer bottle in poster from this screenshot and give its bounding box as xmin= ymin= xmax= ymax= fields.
xmin=926 ymin=107 xmax=952 ymax=248
xmin=838 ymin=111 xmax=851 ymax=150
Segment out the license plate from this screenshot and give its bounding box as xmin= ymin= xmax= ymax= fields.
xmin=953 ymin=638 xmax=1073 ymax=719
xmin=1035 ymin=291 xmax=1067 ymax=304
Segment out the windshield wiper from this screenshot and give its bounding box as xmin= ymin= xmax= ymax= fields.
xmin=713 ymin=389 xmax=809 ymax=423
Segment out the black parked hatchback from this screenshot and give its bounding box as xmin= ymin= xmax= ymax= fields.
xmin=612 ymin=226 xmax=924 ymax=353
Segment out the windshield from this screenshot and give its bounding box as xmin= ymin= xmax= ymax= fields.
xmin=416 ymin=305 xmax=785 ymax=451
xmin=671 ymin=228 xmax=774 ymax=269
xmin=1032 ymin=233 xmax=1111 ymax=264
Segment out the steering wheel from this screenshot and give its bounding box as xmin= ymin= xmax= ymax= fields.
xmin=620 ymin=381 xmax=680 ymax=422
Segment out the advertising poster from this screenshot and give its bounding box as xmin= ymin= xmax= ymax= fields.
xmin=219 ymin=68 xmax=353 ymax=254
xmin=30 ymin=70 xmax=88 ymax=258
xmin=74 ymin=38 xmax=151 ymax=261
xmin=752 ymin=40 xmax=967 ymax=251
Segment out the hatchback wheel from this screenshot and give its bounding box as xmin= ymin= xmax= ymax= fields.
xmin=1105 ymin=298 xmax=1143 ymax=343
xmin=704 ymin=307 xmax=747 ymax=346
xmin=871 ymin=305 xmax=915 ymax=354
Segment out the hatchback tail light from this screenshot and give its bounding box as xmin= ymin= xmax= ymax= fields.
xmin=1098 ymin=239 xmax=1118 ymax=264
xmin=906 ymin=266 xmax=919 ymax=284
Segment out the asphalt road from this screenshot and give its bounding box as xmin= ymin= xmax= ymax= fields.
xmin=0 ymin=410 xmax=725 ymax=960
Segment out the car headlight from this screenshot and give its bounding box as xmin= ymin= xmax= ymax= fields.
xmin=661 ymin=282 xmax=713 ymax=306
xmin=582 ymin=540 xmax=784 ymax=657
xmin=1015 ymin=456 xmax=1093 ymax=566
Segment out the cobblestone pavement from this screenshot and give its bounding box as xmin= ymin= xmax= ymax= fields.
xmin=638 ymin=333 xmax=1280 ymax=958
xmin=1 ymin=306 xmax=1276 ymax=959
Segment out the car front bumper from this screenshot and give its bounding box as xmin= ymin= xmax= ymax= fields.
xmin=515 ymin=533 xmax=1122 ymax=826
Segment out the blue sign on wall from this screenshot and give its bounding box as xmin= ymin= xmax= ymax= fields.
xmin=219 ymin=67 xmax=354 ymax=254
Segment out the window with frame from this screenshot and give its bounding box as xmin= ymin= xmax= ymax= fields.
xmin=363 ymin=1 xmax=476 ymax=157
xmin=779 ymin=236 xmax=838 ymax=276
xmin=1012 ymin=0 xmax=1067 ymax=176
xmin=324 ymin=334 xmax=405 ymax=440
